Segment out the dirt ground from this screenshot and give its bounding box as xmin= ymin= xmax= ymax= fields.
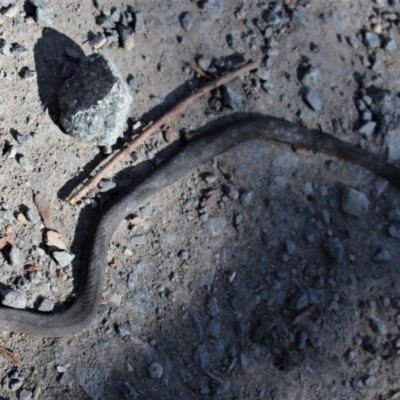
xmin=0 ymin=0 xmax=400 ymax=399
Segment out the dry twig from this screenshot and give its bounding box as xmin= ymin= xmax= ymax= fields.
xmin=68 ymin=61 xmax=260 ymax=205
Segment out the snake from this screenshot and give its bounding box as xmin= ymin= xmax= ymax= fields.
xmin=1 ymin=115 xmax=399 ymax=336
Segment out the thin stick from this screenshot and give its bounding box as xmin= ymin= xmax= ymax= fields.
xmin=68 ymin=61 xmax=260 ymax=205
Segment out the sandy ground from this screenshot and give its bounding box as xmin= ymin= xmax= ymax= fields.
xmin=0 ymin=0 xmax=399 ymax=399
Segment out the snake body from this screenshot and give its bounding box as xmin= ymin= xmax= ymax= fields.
xmin=1 ymin=115 xmax=399 ymax=336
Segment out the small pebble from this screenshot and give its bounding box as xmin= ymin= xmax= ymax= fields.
xmin=148 ymin=363 xmax=163 ymax=379
xmin=59 ymin=372 xmax=75 ymax=386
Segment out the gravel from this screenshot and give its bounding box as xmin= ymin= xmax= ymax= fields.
xmin=53 ymin=251 xmax=75 ymax=267
xmin=304 ymin=89 xmax=322 ymax=112
xmin=37 ymin=297 xmax=55 ymax=312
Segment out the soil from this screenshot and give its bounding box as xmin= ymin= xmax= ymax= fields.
xmin=0 ymin=0 xmax=399 ymax=399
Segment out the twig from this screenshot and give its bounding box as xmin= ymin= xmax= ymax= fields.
xmin=68 ymin=61 xmax=260 ymax=205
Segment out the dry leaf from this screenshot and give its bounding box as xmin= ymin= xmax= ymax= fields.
xmin=200 ymin=190 xmax=220 ymax=211
xmin=0 ymin=345 xmax=21 ymax=365
xmin=0 ymin=236 xmax=13 ymax=250
xmin=25 ymin=265 xmax=40 ymax=272
xmin=130 ymin=217 xmax=149 ymax=230
xmin=45 ymin=230 xmax=66 ymax=250
xmin=109 ymin=257 xmax=121 ymax=269
xmin=5 ymin=224 xmax=12 ymax=234
xmin=34 ymin=192 xmax=55 ymax=230
xmin=16 ymin=213 xmax=27 ymax=224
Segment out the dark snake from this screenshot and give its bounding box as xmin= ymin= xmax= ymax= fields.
xmin=1 ymin=115 xmax=399 ymax=336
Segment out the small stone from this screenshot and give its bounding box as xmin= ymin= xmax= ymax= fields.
xmin=262 ymin=82 xmax=278 ymax=96
xmin=205 ymin=317 xmax=221 ymax=339
xmin=9 ymin=246 xmax=24 ymax=266
xmin=179 ymin=250 xmax=189 ymax=260
xmin=346 ymin=36 xmax=360 ymax=49
xmin=323 ymin=237 xmax=345 ymax=263
xmin=1 ymin=289 xmax=26 ymax=309
xmin=98 ymin=180 xmax=116 ymax=192
xmin=127 ymin=272 xmax=137 ymax=289
xmin=388 ymin=225 xmax=400 ymax=239
xmin=0 ymin=40 xmax=11 ymax=56
xmin=180 ymin=12 xmax=195 ymax=31
xmin=134 ymin=11 xmax=145 ymax=32
xmin=19 ymin=389 xmax=32 ymax=400
xmin=148 ymin=363 xmax=163 ymax=379
xmin=240 ymin=190 xmax=253 ymax=205
xmin=358 ymin=121 xmax=376 ymax=136
xmin=193 ymin=344 xmax=210 ymax=369
xmin=369 ymin=318 xmax=388 ymax=335
xmin=17 ymin=276 xmax=31 ymax=291
xmin=98 ymin=304 xmax=110 ymax=317
xmin=118 ymin=326 xmax=130 ymax=337
xmin=301 ymin=66 xmax=323 ymax=90
xmin=22 ymin=69 xmax=36 ymax=80
xmin=19 ymin=155 xmax=33 ymax=171
xmin=89 ymin=34 xmax=107 ymax=49
xmin=37 ymin=297 xmax=55 ymax=312
xmin=118 ymin=25 xmax=134 ymax=50
xmin=304 ymin=89 xmax=322 ymax=112
xmin=202 ymin=172 xmax=218 ymax=185
xmin=126 ymin=290 xmax=150 ymax=315
xmin=26 ymin=208 xmax=40 ymax=224
xmin=222 ymin=86 xmax=242 ymax=110
xmin=352 ymin=378 xmax=365 ymax=392
xmin=341 ymin=187 xmax=369 ymax=217
xmin=35 ymin=2 xmax=52 ymax=27
xmin=209 ymin=98 xmax=222 ymax=111
xmin=285 ymin=240 xmax=296 ymax=254
xmin=383 ymin=37 xmax=397 ymax=51
xmin=272 ymin=151 xmax=299 ymax=168
xmin=197 ymin=56 xmax=212 ymax=72
xmin=256 ymin=67 xmax=270 ymax=81
xmin=59 ymin=372 xmax=75 ymax=386
xmin=364 ymin=375 xmax=376 ymax=387
xmin=372 ymin=248 xmax=392 ymax=263
xmin=291 ymin=9 xmax=308 ymax=27
xmin=131 ymin=235 xmax=145 ymax=245
xmin=11 ymin=44 xmax=28 ymax=57
xmin=9 ymin=380 xmax=23 ymax=391
xmin=364 ymin=32 xmax=381 ymax=48
xmin=264 ymin=11 xmax=281 ymax=25
xmin=206 ymin=218 xmax=226 ymax=235
xmin=2 ymin=4 xmax=18 ymax=18
xmin=226 ymin=32 xmax=238 ymax=50
xmin=388 ymin=208 xmax=400 ymax=222
xmin=53 ymin=251 xmax=75 ymax=267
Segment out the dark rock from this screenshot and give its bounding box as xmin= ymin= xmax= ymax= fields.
xmin=193 ymin=344 xmax=210 ymax=369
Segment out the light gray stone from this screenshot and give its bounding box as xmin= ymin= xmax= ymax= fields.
xmin=9 ymin=246 xmax=24 ymax=266
xmin=180 ymin=12 xmax=195 ymax=31
xmin=358 ymin=121 xmax=376 ymax=136
xmin=53 ymin=251 xmax=75 ymax=267
xmin=1 ymin=289 xmax=26 ymax=309
xmin=59 ymin=372 xmax=75 ymax=386
xmin=341 ymin=187 xmax=369 ymax=217
xmin=37 ymin=297 xmax=55 ymax=312
xmin=364 ymin=32 xmax=381 ymax=48
xmin=272 ymin=151 xmax=299 ymax=168
xmin=304 ymin=89 xmax=322 ymax=112
xmin=59 ymin=54 xmax=132 ymax=148
xmin=301 ymin=66 xmax=323 ymax=90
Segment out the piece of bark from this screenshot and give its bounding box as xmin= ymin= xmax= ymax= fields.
xmin=34 ymin=192 xmax=55 ymax=229
xmin=0 ymin=345 xmax=21 ymax=365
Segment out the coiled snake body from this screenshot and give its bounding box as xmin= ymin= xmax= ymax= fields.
xmin=1 ymin=115 xmax=399 ymax=336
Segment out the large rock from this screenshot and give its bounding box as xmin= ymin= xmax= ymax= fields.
xmin=59 ymin=54 xmax=132 ymax=148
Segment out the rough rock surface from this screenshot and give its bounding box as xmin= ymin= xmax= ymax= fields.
xmin=59 ymin=53 xmax=132 ymax=148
